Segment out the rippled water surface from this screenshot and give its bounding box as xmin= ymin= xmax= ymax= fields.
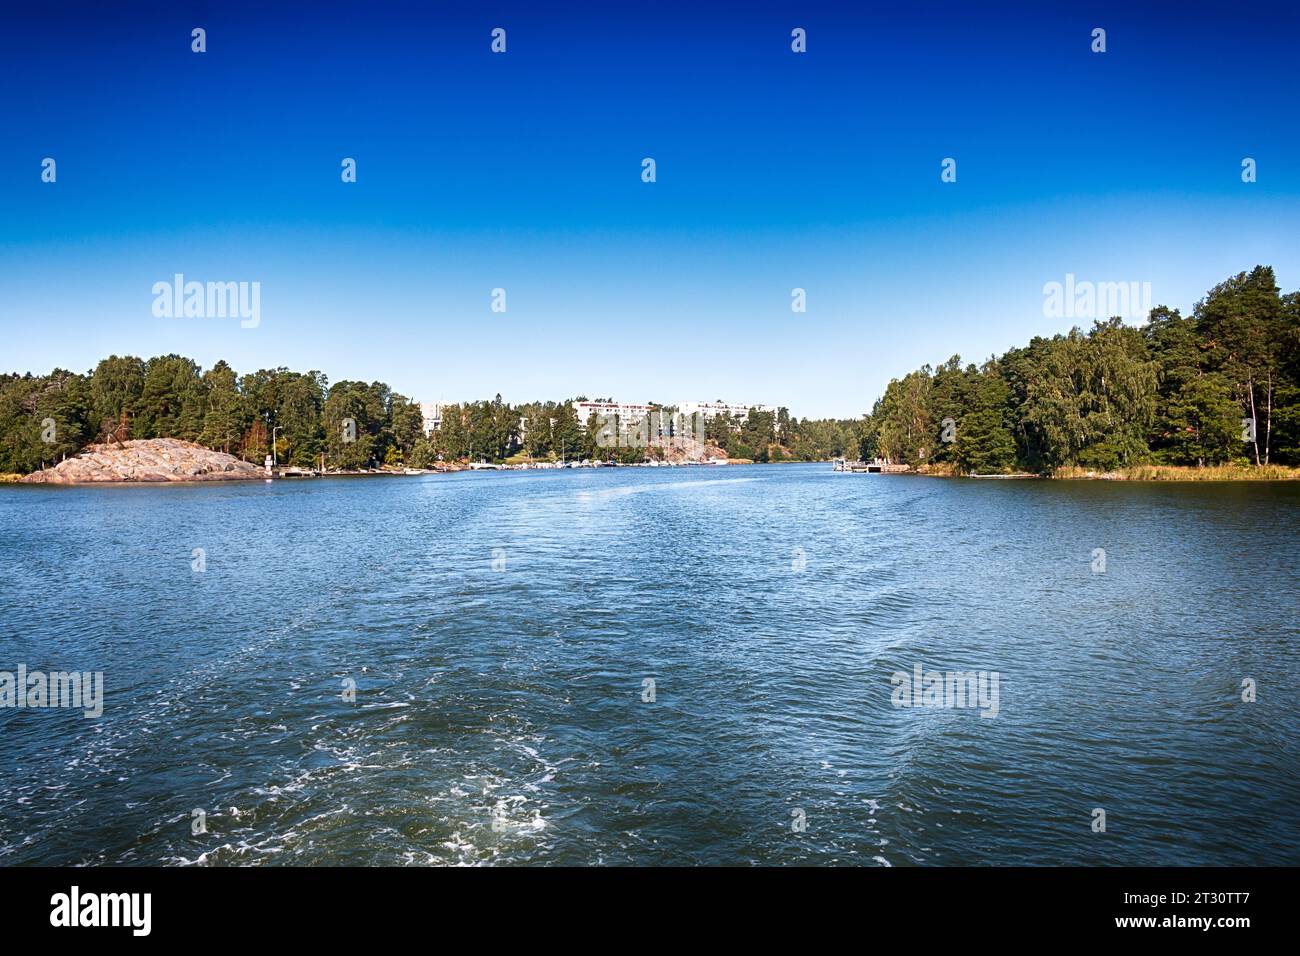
xmin=1 ymin=464 xmax=1297 ymax=865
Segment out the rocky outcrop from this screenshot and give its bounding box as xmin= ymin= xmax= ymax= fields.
xmin=21 ymin=439 xmax=264 ymax=483
xmin=652 ymin=438 xmax=728 ymax=464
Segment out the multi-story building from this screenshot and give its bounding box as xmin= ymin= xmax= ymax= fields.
xmin=419 ymin=402 xmax=446 ymax=436
xmin=577 ymin=400 xmax=775 ymax=425
xmin=677 ymin=401 xmax=777 ymax=421
xmin=429 ymin=399 xmax=776 ymax=444
xmin=574 ymin=399 xmax=776 ymax=448
xmin=574 ymin=401 xmax=656 ymax=426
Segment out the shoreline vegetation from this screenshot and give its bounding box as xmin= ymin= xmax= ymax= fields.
xmin=0 ymin=363 xmax=859 ymax=478
xmin=11 ymin=455 xmax=1300 ymax=485
xmin=1053 ymin=463 xmax=1300 ymax=481
xmin=910 ymin=461 xmax=1300 ymax=481
xmin=2 ymin=266 xmax=1296 ymax=484
xmin=859 ymin=266 xmax=1299 ymax=479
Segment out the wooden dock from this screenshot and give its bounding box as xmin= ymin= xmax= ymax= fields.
xmin=832 ymin=459 xmax=911 ymax=474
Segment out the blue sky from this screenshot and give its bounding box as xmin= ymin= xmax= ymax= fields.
xmin=2 ymin=0 xmax=1297 ymax=418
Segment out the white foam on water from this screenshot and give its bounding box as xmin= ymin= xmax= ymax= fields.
xmin=577 ymin=476 xmax=760 ymax=503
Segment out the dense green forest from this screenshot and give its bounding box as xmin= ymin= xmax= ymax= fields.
xmin=862 ymin=266 xmax=1300 ymax=472
xmin=3 ymin=266 xmax=1295 ymax=475
xmin=0 ymin=358 xmax=858 ymax=472
xmin=0 ymin=358 xmax=429 ymax=473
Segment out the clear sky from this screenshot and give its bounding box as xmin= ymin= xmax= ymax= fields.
xmin=2 ymin=0 xmax=1297 ymax=419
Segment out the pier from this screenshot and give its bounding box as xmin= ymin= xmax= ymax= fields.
xmin=833 ymin=458 xmax=911 ymax=474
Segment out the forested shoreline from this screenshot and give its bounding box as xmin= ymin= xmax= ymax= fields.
xmin=861 ymin=266 xmax=1300 ymax=473
xmin=0 ymin=363 xmax=859 ymax=474
xmin=3 ymin=266 xmax=1297 ymax=477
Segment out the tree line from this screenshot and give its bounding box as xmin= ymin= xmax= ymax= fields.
xmin=861 ymin=266 xmax=1300 ymax=472
xmin=5 ymin=266 xmax=1292 ymax=475
xmin=0 ymin=356 xmax=429 ymax=474
xmin=0 ymin=358 xmax=859 ymax=472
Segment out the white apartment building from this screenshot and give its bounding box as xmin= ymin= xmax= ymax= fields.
xmin=576 ymin=400 xmax=775 ymax=425
xmin=428 ymin=399 xmax=776 ymax=441
xmin=677 ymin=401 xmax=777 ymax=421
xmin=574 ymin=401 xmax=656 ymax=426
xmin=419 ymin=401 xmax=446 ymax=436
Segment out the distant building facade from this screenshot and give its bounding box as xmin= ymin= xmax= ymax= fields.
xmin=572 ymin=399 xmax=775 ymax=449
xmin=423 ymin=399 xmax=774 ymax=444
xmin=574 ymin=401 xmax=656 ymax=426
xmin=576 ymin=400 xmax=774 ymax=425
xmin=677 ymin=401 xmax=777 ymax=421
xmin=419 ymin=402 xmax=446 ymax=436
